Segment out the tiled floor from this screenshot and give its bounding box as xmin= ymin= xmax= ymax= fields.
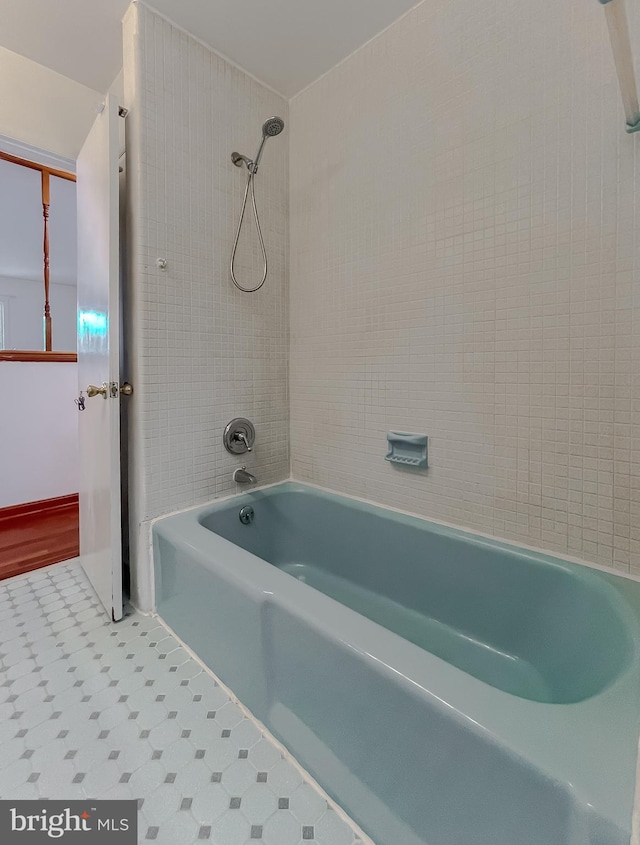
xmin=0 ymin=561 xmax=370 ymax=845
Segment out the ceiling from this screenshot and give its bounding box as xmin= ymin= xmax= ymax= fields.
xmin=0 ymin=0 xmax=129 ymax=95
xmin=0 ymin=47 xmax=103 ymax=160
xmin=0 ymin=0 xmax=423 ymax=98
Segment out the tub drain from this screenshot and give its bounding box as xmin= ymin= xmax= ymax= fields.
xmin=239 ymin=505 xmax=254 ymax=525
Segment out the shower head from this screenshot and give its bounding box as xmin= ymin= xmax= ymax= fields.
xmin=231 ymin=117 xmax=285 ymax=174
xmin=252 ymin=117 xmax=285 ymax=171
xmin=262 ymin=116 xmax=285 ymax=137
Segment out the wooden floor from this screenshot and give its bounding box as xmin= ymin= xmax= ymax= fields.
xmin=0 ymin=494 xmax=79 ymax=581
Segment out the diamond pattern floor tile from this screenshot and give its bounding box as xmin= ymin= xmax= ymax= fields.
xmin=0 ymin=561 xmax=371 ymax=844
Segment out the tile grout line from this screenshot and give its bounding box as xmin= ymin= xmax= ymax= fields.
xmin=0 ymin=557 xmax=82 ymax=587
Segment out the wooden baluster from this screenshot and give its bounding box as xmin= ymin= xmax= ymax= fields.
xmin=0 ymin=152 xmax=75 ymax=356
xmin=42 ymin=170 xmax=51 ymax=351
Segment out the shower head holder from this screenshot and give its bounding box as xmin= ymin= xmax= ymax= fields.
xmin=231 ymin=151 xmax=253 ymax=170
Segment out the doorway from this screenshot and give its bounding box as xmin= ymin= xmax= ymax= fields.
xmin=0 ymin=138 xmax=80 ymax=579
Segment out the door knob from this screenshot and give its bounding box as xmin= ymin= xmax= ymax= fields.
xmin=86 ymin=383 xmax=108 ymax=399
xmin=86 ymin=382 xmax=133 ymax=399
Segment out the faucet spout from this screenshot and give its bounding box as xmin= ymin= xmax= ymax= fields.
xmin=233 ymin=466 xmax=257 ymax=485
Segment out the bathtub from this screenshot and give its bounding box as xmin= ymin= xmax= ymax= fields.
xmin=153 ymin=482 xmax=640 ymax=845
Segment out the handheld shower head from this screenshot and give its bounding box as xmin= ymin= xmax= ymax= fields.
xmin=253 ymin=116 xmax=285 ymax=171
xmin=262 ymin=116 xmax=285 ymax=137
xmin=229 ymin=116 xmax=286 ymax=292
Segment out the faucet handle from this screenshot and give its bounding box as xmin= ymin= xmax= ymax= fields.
xmin=224 ymin=418 xmax=255 ymax=454
xmin=234 ymin=432 xmax=252 ymax=452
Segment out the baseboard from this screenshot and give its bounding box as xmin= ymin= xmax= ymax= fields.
xmin=0 ymin=493 xmax=79 ymax=524
xmin=0 ymin=494 xmax=79 ymax=579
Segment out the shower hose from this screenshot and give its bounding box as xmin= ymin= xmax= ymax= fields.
xmin=230 ymin=168 xmax=267 ymax=293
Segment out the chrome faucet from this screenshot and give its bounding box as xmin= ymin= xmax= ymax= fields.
xmin=233 ymin=431 xmax=252 ymax=452
xmin=233 ymin=466 xmax=256 ymax=485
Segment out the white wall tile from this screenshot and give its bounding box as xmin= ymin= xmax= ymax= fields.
xmin=124 ymin=0 xmax=640 ymax=588
xmin=289 ymin=0 xmax=640 ymax=578
xmin=123 ymin=3 xmax=289 ymax=608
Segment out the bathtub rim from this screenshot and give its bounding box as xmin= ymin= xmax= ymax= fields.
xmin=150 ymin=476 xmax=640 ymax=587
xmin=153 ymin=480 xmax=640 ymax=838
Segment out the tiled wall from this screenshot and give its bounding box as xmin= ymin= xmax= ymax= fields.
xmin=124 ymin=0 xmax=640 ymax=602
xmin=289 ymin=0 xmax=640 ymax=576
xmin=123 ymin=2 xmax=289 ymax=608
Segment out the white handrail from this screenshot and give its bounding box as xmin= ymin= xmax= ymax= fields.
xmin=600 ymin=0 xmax=640 ymax=132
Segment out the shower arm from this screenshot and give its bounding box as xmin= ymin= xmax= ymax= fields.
xmin=231 ymin=135 xmax=269 ymax=175
xmin=231 ymin=152 xmax=254 ymax=170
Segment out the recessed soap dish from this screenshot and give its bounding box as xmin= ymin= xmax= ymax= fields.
xmin=385 ymin=432 xmax=428 ymax=468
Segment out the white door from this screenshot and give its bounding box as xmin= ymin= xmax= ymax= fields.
xmin=76 ymin=96 xmax=123 ymax=621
